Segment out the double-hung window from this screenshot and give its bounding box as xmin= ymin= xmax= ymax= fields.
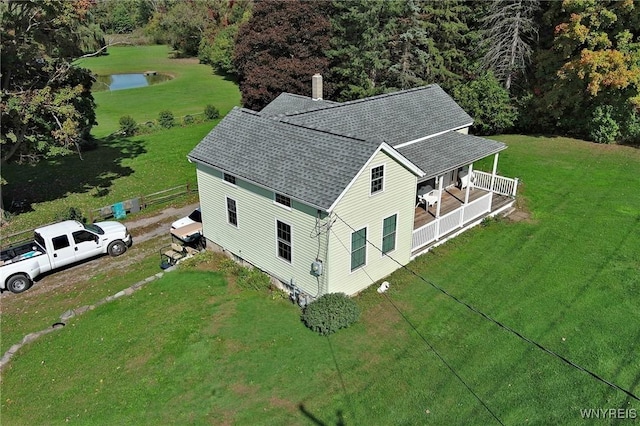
xmin=371 ymin=165 xmax=384 ymax=194
xmin=351 ymin=228 xmax=367 ymax=271
xmin=226 ymin=197 xmax=238 ymax=227
xmin=382 ymin=214 xmax=397 ymax=254
xmin=276 ymin=220 xmax=292 ymax=262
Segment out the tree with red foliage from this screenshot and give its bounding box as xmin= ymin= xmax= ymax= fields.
xmin=233 ymin=0 xmax=332 ymax=111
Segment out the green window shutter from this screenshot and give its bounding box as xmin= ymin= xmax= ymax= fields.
xmin=382 ymin=214 xmax=397 ymax=254
xmin=351 ymin=228 xmax=367 ymax=271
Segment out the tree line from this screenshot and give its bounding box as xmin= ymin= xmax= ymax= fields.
xmin=2 ymin=0 xmax=639 ymax=173
xmin=228 ymin=0 xmax=639 ymax=145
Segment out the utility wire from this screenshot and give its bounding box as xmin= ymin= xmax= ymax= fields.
xmin=382 ymin=292 xmax=504 ymax=425
xmin=333 ymin=212 xmax=640 ymax=403
xmin=329 ymin=227 xmax=504 ymax=425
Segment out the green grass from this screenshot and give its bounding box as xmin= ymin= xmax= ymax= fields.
xmin=76 ymin=45 xmax=240 ymax=137
xmin=0 ymin=238 xmax=166 ymax=356
xmin=2 ymin=45 xmax=241 ymax=235
xmin=2 ymin=135 xmax=639 ymax=424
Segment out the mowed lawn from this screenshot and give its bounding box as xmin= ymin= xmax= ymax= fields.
xmin=1 ymin=45 xmax=240 ymax=234
xmin=1 ymin=135 xmax=638 ymax=425
xmin=77 ymin=45 xmax=240 ymax=137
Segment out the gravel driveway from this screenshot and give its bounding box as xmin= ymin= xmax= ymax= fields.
xmin=0 ymin=202 xmax=200 ymax=303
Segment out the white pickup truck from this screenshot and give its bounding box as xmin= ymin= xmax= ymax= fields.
xmin=0 ymin=220 xmax=132 ymax=294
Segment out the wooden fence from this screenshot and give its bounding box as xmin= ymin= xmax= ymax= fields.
xmin=1 ymin=183 xmax=197 ymax=247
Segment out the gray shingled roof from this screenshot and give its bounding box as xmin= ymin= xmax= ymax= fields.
xmin=188 ymin=107 xmax=385 ymax=211
xmin=190 ymin=85 xmax=508 ymax=211
xmin=260 ymin=93 xmax=339 ymax=117
xmin=397 ymin=132 xmax=506 ymax=180
xmin=283 ymin=85 xmax=473 ymax=147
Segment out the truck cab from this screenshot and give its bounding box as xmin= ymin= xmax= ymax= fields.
xmin=0 ymin=220 xmax=132 ymax=293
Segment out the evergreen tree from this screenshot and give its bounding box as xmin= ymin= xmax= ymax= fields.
xmin=386 ymin=0 xmax=431 ymax=90
xmin=419 ymin=0 xmax=474 ymax=89
xmin=327 ymin=0 xmax=397 ymax=100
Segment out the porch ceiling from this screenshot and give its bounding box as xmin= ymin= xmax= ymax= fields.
xmin=397 ymin=132 xmax=506 ymax=181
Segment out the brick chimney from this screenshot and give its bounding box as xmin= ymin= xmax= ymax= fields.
xmin=312 ymin=74 xmax=323 ymax=100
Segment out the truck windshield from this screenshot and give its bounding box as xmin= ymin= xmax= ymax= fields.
xmin=84 ymin=223 xmax=105 ymax=235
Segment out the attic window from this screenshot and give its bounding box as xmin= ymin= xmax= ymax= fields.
xmin=371 ymin=165 xmax=384 ymax=195
xmin=275 ymin=193 xmax=291 ymax=208
xmin=223 ymin=173 xmax=236 ymax=185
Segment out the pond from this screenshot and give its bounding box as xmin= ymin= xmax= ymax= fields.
xmin=92 ymin=73 xmax=173 ymax=91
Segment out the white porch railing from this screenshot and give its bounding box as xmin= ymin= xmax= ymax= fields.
xmin=439 ymin=208 xmax=463 ymax=236
xmin=412 ymin=221 xmax=437 ymax=249
xmin=463 ymin=192 xmax=492 ymax=223
xmin=412 ymin=192 xmax=493 ymax=251
xmin=474 ymin=171 xmax=519 ymax=196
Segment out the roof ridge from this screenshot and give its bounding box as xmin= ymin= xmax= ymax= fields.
xmin=237 ymin=105 xmax=381 ymax=144
xmin=277 ymin=115 xmax=378 ymax=144
xmin=284 ymin=84 xmax=439 ymax=117
xmin=279 ymin=92 xmax=312 ymax=100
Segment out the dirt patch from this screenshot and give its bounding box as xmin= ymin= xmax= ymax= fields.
xmin=505 ymin=196 xmax=535 ymax=223
xmin=507 ymin=209 xmax=532 ymax=223
xmin=269 ymin=395 xmax=298 ymax=413
xmin=230 ymin=381 xmax=259 ymax=398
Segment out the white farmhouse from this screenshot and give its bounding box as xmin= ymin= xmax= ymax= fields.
xmin=188 ymin=76 xmax=517 ymax=300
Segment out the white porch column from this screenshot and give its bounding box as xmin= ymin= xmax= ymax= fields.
xmin=435 ymin=175 xmax=444 ymax=218
xmin=461 ymin=163 xmax=473 ymax=228
xmin=490 ymin=153 xmax=499 ymax=192
xmin=435 ymin=175 xmax=443 ymax=240
xmin=464 ymin=163 xmax=473 ymax=204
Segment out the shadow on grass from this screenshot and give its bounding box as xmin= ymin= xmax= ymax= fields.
xmin=2 ymin=134 xmax=146 ymax=213
xmin=298 ymin=404 xmax=345 ymax=426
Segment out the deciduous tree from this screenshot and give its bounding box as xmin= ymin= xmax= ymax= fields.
xmin=198 ymin=0 xmax=252 ymax=75
xmin=452 ymin=72 xmax=518 ymax=135
xmin=529 ymin=0 xmax=640 ymax=141
xmin=233 ymin=0 xmax=332 ymax=110
xmin=1 ymin=0 xmax=98 ymax=167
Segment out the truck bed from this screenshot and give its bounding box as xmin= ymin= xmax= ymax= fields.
xmin=0 ymin=241 xmax=44 ymax=266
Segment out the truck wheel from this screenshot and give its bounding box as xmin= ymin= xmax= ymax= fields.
xmin=107 ymin=240 xmax=127 ymax=257
xmin=7 ymin=274 xmax=32 ymax=294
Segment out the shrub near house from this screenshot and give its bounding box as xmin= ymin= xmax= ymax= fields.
xmin=302 ymin=293 xmax=360 ymax=335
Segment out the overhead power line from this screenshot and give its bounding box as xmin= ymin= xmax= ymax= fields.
xmin=332 ymin=212 xmax=640 ymax=403
xmin=329 ymin=228 xmax=504 ymax=425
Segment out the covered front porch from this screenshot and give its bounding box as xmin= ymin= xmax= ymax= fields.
xmin=394 ymin=130 xmax=518 ymax=256
xmin=411 ymin=167 xmax=518 ymax=256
